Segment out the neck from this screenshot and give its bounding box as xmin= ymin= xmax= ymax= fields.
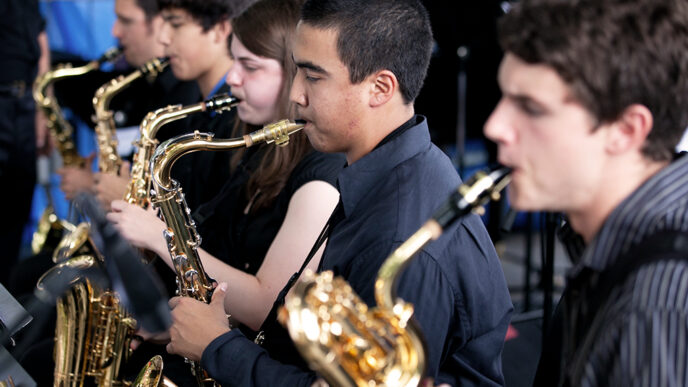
xmin=196 ymin=56 xmax=233 ymax=97
xmin=345 ymin=103 xmax=415 ymax=164
xmin=567 ymin=156 xmax=669 ymax=242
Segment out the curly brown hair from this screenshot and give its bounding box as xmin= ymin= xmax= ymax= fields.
xmin=499 ymin=0 xmax=688 ymax=161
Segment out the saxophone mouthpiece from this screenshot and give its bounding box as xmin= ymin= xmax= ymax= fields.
xmin=97 ymin=47 xmax=123 ymax=65
xmin=432 ymin=166 xmax=512 ymax=228
xmin=204 ymin=94 xmax=240 ymax=113
xmin=245 ymin=119 xmax=304 ymax=147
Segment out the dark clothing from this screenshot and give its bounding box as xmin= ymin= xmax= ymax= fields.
xmin=0 ymin=93 xmax=37 ymax=286
xmin=201 ymin=115 xmax=513 ymax=386
xmin=170 ymin=83 xmax=236 ymax=212
xmin=194 ymin=147 xmax=344 ymax=273
xmin=0 ymin=0 xmax=42 ymax=286
xmin=54 ymin=64 xmax=200 ymax=148
xmin=535 ymin=153 xmax=688 ymax=386
xmin=0 ymin=0 xmax=44 ymax=84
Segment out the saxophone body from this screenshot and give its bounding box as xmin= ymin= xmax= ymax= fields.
xmin=33 ymin=47 xmax=121 ymax=168
xmin=37 ymin=253 xmax=137 ymax=387
xmin=125 ymin=94 xmax=238 ymax=208
xmin=92 ymin=58 xmax=169 ymax=174
xmin=31 ymin=48 xmax=122 ymax=255
xmin=150 ymin=120 xmax=304 ymax=386
xmin=279 ymin=168 xmax=512 ymax=387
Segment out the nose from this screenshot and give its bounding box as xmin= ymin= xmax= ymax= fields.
xmin=158 ymin=22 xmax=171 ymax=46
xmin=225 ymin=63 xmax=242 ymax=87
xmin=112 ymin=19 xmax=122 ymax=39
xmin=483 ymin=99 xmax=516 ymax=145
xmin=289 ymin=72 xmax=308 ymax=107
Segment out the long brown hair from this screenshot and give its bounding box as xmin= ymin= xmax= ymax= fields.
xmin=230 ymin=0 xmax=310 ymax=211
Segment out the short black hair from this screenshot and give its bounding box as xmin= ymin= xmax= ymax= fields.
xmin=301 ymin=0 xmax=433 ymax=104
xmin=499 ymin=0 xmax=688 ymax=161
xmin=134 ymin=0 xmax=159 ymax=20
xmin=157 ymin=0 xmax=256 ymax=31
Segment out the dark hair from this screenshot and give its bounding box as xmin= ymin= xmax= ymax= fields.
xmin=230 ymin=0 xmax=311 ymax=211
xmin=301 ymin=0 xmax=433 ymax=104
xmin=499 ymin=0 xmax=688 ymax=161
xmin=134 ymin=0 xmax=159 ymax=20
xmin=156 ymin=0 xmax=254 ymax=31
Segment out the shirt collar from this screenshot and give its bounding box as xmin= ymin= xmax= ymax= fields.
xmin=336 ymin=115 xmax=429 ymax=217
xmin=206 ymin=71 xmax=230 ymax=99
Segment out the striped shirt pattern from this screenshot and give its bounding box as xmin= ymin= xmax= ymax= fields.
xmin=561 ymin=154 xmax=688 ymax=387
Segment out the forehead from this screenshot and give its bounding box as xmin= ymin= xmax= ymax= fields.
xmin=294 ymin=22 xmax=345 ymax=71
xmin=499 ymin=53 xmax=574 ymax=103
xmin=115 ymin=0 xmax=144 ymax=17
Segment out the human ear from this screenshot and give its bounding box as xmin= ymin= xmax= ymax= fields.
xmin=213 ymin=19 xmax=232 ymax=44
xmin=369 ymin=70 xmax=398 ymax=108
xmin=605 ymin=104 xmax=653 ymax=155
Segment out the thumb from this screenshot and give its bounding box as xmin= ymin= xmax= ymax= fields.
xmin=210 ymin=282 xmax=228 ymax=308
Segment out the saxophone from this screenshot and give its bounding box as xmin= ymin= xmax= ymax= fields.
xmin=150 ymin=119 xmax=304 ymax=386
xmin=33 ymin=47 xmax=122 ymax=168
xmin=92 ymin=58 xmax=169 ymax=174
xmin=279 ymin=167 xmax=512 ymax=387
xmin=31 ymin=47 xmax=122 ymax=255
xmin=37 ymin=251 xmax=137 ymax=387
xmin=125 ymin=94 xmax=239 ymax=208
xmin=41 ymin=95 xmax=239 ymax=387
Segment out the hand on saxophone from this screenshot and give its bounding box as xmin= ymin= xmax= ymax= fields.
xmin=57 ymin=153 xmax=96 ymax=200
xmin=106 ymin=200 xmax=167 ymax=257
xmin=94 ymin=161 xmax=131 ymax=210
xmin=130 ymin=326 xmax=172 ymax=351
xmin=166 ymin=282 xmax=231 ymax=361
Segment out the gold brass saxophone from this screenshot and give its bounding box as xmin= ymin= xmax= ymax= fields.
xmin=42 ymin=95 xmax=240 ymax=387
xmin=279 ymin=167 xmax=512 ymax=387
xmin=150 ymin=119 xmax=304 ymax=386
xmin=37 ymin=252 xmax=137 ymax=387
xmin=31 ymin=47 xmax=122 ymax=255
xmin=125 ymin=94 xmax=239 ymax=208
xmin=131 ymin=356 xmax=178 ymax=387
xmin=33 ymin=47 xmax=122 ymax=167
xmin=50 ymin=58 xmax=170 ymax=264
xmin=92 ymin=58 xmax=169 ymax=174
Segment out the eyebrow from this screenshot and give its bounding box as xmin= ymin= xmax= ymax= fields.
xmin=504 ymin=92 xmax=546 ymax=107
xmin=162 ymin=14 xmax=184 ymax=22
xmin=292 ymin=55 xmax=329 ymax=75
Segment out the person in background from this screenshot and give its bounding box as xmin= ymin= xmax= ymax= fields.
xmin=484 ymin=0 xmax=688 ymax=384
xmin=59 ymin=0 xmax=201 ymax=207
xmin=0 ymin=0 xmax=50 ymax=286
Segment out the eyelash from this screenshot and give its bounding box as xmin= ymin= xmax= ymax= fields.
xmin=519 ymin=101 xmax=544 ymax=117
xmin=304 ymin=74 xmax=319 ymax=82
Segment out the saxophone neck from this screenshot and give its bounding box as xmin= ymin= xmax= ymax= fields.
xmin=93 ymin=58 xmax=168 ymax=119
xmin=93 ymin=70 xmax=142 ymax=116
xmin=374 ymin=167 xmax=512 ymax=317
xmin=33 ymin=47 xmax=121 ymax=106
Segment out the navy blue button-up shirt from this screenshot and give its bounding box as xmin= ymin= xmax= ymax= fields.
xmin=201 ymin=115 xmax=512 ymax=386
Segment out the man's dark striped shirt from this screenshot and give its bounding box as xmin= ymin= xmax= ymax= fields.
xmin=561 ymin=154 xmax=688 ymax=386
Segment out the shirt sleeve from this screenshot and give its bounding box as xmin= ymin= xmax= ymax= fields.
xmin=201 ymin=329 xmax=319 ymax=386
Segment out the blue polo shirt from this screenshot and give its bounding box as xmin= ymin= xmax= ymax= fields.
xmin=201 ymin=115 xmax=512 ymax=386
